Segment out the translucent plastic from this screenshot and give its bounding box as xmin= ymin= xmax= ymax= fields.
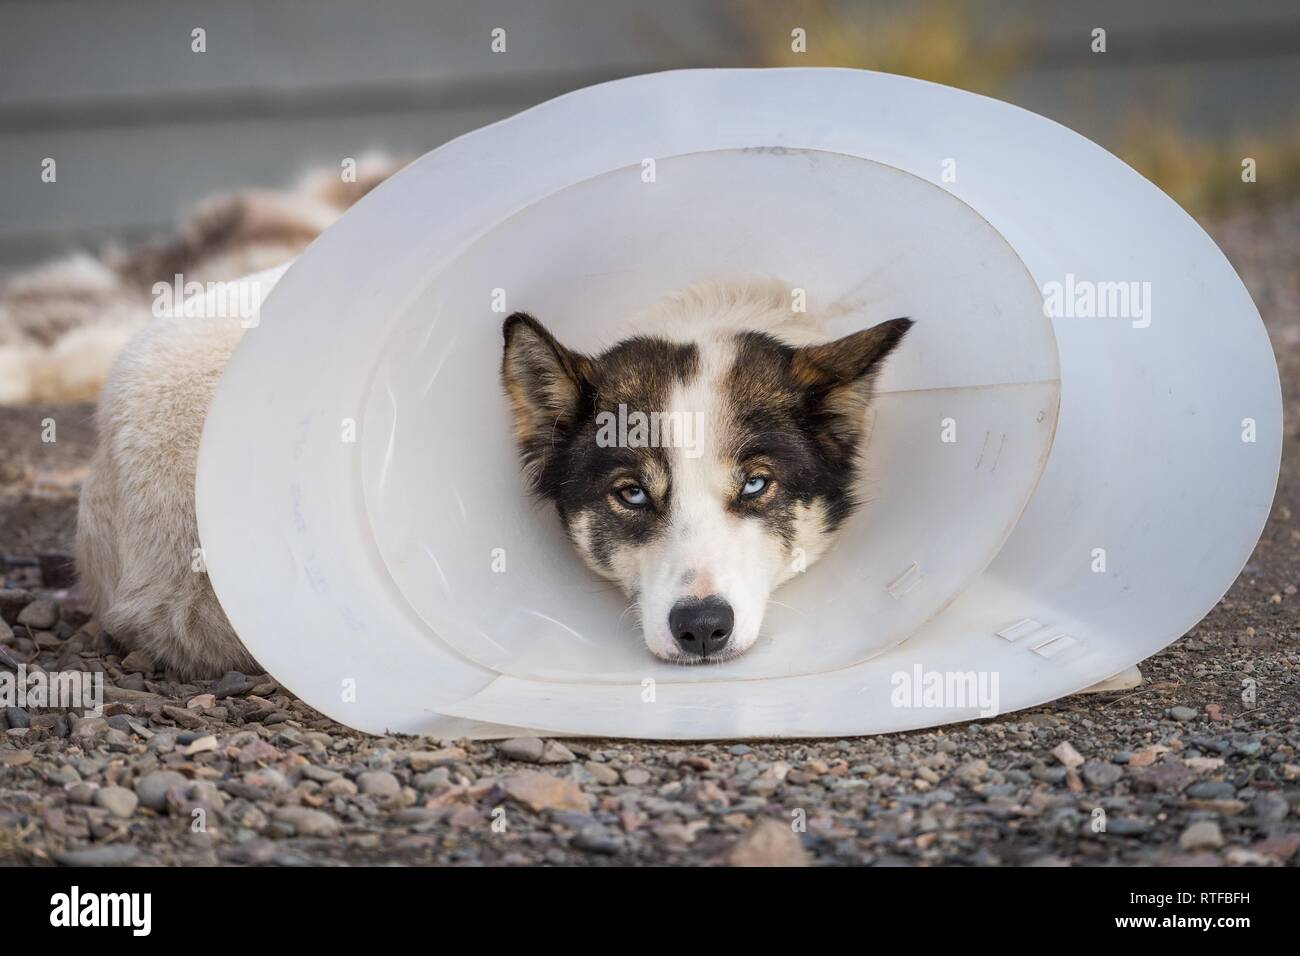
xmin=196 ymin=69 xmax=1280 ymax=738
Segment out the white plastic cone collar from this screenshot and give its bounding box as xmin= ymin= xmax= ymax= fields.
xmin=196 ymin=69 xmax=1280 ymax=739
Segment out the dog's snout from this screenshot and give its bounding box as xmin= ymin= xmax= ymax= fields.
xmin=668 ymin=596 xmax=734 ymax=657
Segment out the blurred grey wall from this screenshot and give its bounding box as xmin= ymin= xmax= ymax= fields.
xmin=1 ymin=0 xmax=1297 ymax=278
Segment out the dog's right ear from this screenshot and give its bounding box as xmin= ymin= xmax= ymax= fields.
xmin=501 ymin=312 xmax=594 ymax=450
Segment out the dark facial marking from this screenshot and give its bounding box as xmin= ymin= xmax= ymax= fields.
xmin=722 ymin=318 xmax=912 ymax=538
xmin=501 ymin=313 xmax=700 ymax=573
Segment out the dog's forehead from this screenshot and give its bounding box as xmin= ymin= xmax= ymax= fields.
xmin=723 ymin=331 xmax=803 ymax=406
xmin=594 ymin=335 xmax=699 ymax=405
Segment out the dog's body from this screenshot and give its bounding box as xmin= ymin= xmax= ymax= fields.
xmin=76 ymin=272 xmax=287 ymax=677
xmin=503 ymin=280 xmax=910 ymax=663
xmin=78 ymin=271 xmax=906 ymax=677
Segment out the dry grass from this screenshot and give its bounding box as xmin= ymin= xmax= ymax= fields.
xmin=731 ymin=0 xmax=1027 ymax=92
xmin=1118 ymin=119 xmax=1300 ymax=215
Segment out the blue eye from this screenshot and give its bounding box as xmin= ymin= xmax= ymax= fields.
xmin=616 ymin=485 xmax=649 ymax=508
xmin=740 ymin=475 xmax=769 ymax=499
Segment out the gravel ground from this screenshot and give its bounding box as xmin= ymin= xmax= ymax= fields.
xmin=1 ymin=202 xmax=1299 ymax=867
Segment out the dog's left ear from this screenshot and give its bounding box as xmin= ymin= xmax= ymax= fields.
xmin=791 ymin=317 xmax=913 ymax=446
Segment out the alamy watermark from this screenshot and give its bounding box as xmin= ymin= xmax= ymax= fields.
xmin=0 ymin=665 xmax=103 ymax=716
xmin=890 ymin=664 xmax=1000 ymax=717
xmin=152 ymin=273 xmax=261 ymax=327
xmin=1042 ymin=273 xmax=1152 ymax=329
xmin=595 ymin=403 xmax=704 ymax=458
xmin=50 ymin=886 xmax=151 ymax=936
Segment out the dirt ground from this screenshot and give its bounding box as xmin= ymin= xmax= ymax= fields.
xmin=0 ymin=201 xmax=1297 ymax=866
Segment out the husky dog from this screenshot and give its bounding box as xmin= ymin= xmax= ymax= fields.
xmin=76 ymin=270 xmax=905 ymax=679
xmin=502 ymin=280 xmax=911 ymax=663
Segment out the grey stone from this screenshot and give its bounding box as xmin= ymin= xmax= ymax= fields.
xmin=541 ymin=740 xmax=576 ymax=764
xmin=585 ymin=761 xmax=620 ymax=785
xmin=272 ymin=806 xmax=340 ymax=837
xmin=301 ymin=764 xmax=341 ymax=783
xmin=94 ymin=786 xmax=139 ymax=818
xmin=1187 ymin=781 xmax=1237 ymax=800
xmin=1252 ymin=794 xmax=1290 ymax=823
xmin=1179 ymin=820 xmax=1224 ymax=851
xmin=212 ymin=671 xmax=258 ymax=698
xmin=0 ymin=589 xmax=32 ymax=623
xmin=356 ymin=770 xmax=401 ymax=798
xmin=572 ymin=824 xmax=621 ymax=854
xmin=55 ymin=845 xmax=141 ymax=866
xmin=497 ymin=737 xmax=546 ymax=763
xmin=414 ymin=768 xmax=452 ymax=791
xmin=1082 ymin=760 xmax=1123 ymax=788
xmin=15 ymin=599 xmax=58 ymax=630
xmin=134 ymin=770 xmax=188 ymax=811
xmin=1106 ymin=818 xmax=1150 ymax=836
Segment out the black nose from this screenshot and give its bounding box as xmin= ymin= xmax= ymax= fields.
xmin=668 ymin=596 xmax=734 ymax=657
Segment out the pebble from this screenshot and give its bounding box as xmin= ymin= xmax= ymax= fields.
xmin=1251 ymin=793 xmax=1290 ymax=823
xmin=1132 ymin=763 xmax=1195 ymax=793
xmin=1051 ymin=741 xmax=1084 ymax=769
xmin=541 ymin=740 xmax=576 ymax=764
xmin=93 ymin=786 xmax=139 ymax=818
xmin=71 ymin=717 xmax=108 ymax=740
xmin=301 ymin=764 xmax=341 ymax=783
xmin=134 ymin=770 xmax=188 ymax=811
xmin=323 ymin=777 xmax=358 ymax=797
xmin=1082 ymin=760 xmax=1123 ymax=788
xmin=572 ymin=824 xmax=622 ymax=854
xmin=726 ymin=818 xmax=809 ymax=867
xmin=120 ymin=650 xmax=153 ymax=673
xmin=66 ymin=782 xmax=98 ymax=805
xmin=356 ymin=770 xmax=401 ymax=798
xmin=183 ymin=734 xmax=218 ymax=755
xmin=585 ymin=761 xmax=621 ymax=785
xmin=1178 ymin=820 xmax=1224 ymax=851
xmin=212 ymin=671 xmax=258 ymax=698
xmin=1106 ymin=818 xmax=1150 ymax=836
xmin=1186 ymin=781 xmax=1236 ymax=800
xmin=1232 ymin=737 xmax=1262 ymax=756
xmin=413 ymin=769 xmax=451 ymax=791
xmin=15 ymin=598 xmax=59 ymax=630
xmin=498 ymin=737 xmax=546 ymax=763
xmin=502 ymin=770 xmax=588 ymax=812
xmin=622 ymin=768 xmax=651 ymax=786
xmin=408 ymin=747 xmax=465 ymax=770
xmin=0 ymin=588 xmax=32 ymax=621
xmin=54 ymin=845 xmax=141 ymax=866
xmin=272 ymin=806 xmax=340 ymax=837
xmin=1169 ymin=706 xmax=1198 ymax=722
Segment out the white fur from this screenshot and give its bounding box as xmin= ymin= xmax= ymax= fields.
xmin=615 ymin=278 xmax=841 ymax=662
xmin=76 ymin=269 xmax=286 ymax=677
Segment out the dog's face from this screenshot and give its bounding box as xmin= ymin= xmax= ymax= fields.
xmin=501 ymin=297 xmax=910 ymax=664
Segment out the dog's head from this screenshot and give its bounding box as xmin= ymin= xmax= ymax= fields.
xmin=501 ymin=286 xmax=911 ymax=663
